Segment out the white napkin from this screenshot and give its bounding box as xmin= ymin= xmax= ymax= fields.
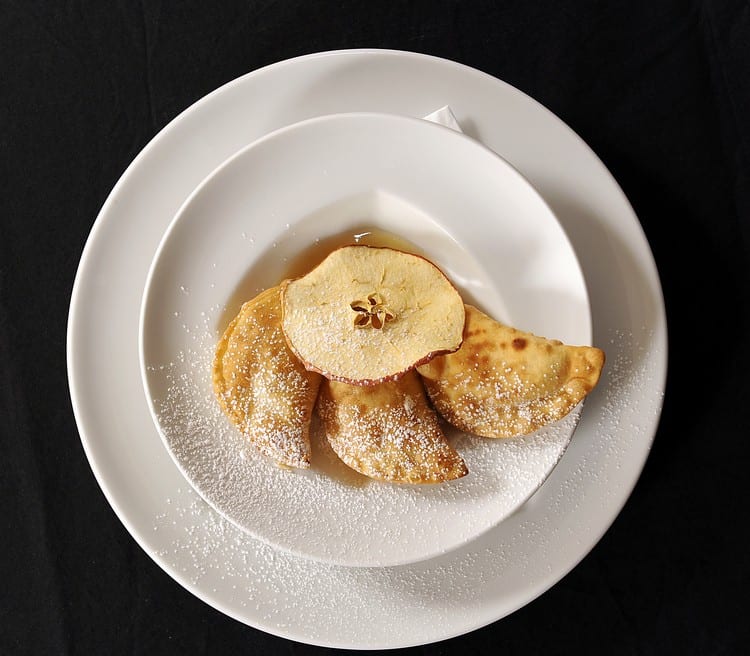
xmin=423 ymin=105 xmax=463 ymax=133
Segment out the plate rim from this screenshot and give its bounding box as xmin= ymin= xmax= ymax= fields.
xmin=67 ymin=48 xmax=667 ymax=649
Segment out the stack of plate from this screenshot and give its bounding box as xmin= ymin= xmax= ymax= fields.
xmin=67 ymin=50 xmax=666 ymax=649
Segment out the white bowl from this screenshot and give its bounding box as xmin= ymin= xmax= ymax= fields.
xmin=139 ymin=112 xmax=590 ymax=567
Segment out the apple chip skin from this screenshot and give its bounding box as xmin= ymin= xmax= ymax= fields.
xmin=213 ymin=286 xmax=322 ymax=468
xmin=417 ymin=305 xmax=605 ymax=438
xmin=281 ymin=245 xmax=465 ymax=385
xmin=317 ymin=371 xmax=468 ymax=484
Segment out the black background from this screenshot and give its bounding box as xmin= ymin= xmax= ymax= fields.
xmin=2 ymin=1 xmax=749 ymax=654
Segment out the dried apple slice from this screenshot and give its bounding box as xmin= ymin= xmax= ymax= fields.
xmin=417 ymin=305 xmax=605 ymax=438
xmin=213 ymin=286 xmax=322 ymax=468
xmin=281 ymin=245 xmax=465 ymax=385
xmin=317 ymin=371 xmax=468 ymax=484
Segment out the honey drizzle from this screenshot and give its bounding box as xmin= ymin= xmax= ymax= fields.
xmin=280 ymin=227 xmax=422 ymax=280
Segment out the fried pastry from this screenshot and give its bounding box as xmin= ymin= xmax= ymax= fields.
xmin=417 ymin=305 xmax=605 ymax=438
xmin=213 ymin=286 xmax=322 ymax=468
xmin=317 ymin=371 xmax=468 ymax=484
xmin=281 ymin=245 xmax=465 ymax=385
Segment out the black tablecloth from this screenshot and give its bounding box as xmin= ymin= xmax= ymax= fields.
xmin=2 ymin=2 xmax=749 ymax=654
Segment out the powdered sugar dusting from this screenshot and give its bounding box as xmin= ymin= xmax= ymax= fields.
xmin=149 ymin=327 xmax=662 ymax=644
xmin=147 ymin=318 xmax=578 ymax=567
xmin=213 ymin=289 xmax=319 ymax=468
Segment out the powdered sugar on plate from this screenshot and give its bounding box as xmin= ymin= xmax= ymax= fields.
xmin=146 ymin=318 xmax=579 ymax=567
xmin=150 ymin=327 xmax=662 ymax=642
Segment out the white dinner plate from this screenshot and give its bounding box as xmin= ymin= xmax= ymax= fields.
xmin=67 ymin=50 xmax=666 ymax=649
xmin=140 ymin=112 xmax=590 ymax=567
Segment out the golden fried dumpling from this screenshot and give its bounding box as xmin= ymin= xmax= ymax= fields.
xmin=213 ymin=286 xmax=322 ymax=468
xmin=281 ymin=245 xmax=465 ymax=385
xmin=317 ymin=371 xmax=468 ymax=484
xmin=417 ymin=305 xmax=605 ymax=438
